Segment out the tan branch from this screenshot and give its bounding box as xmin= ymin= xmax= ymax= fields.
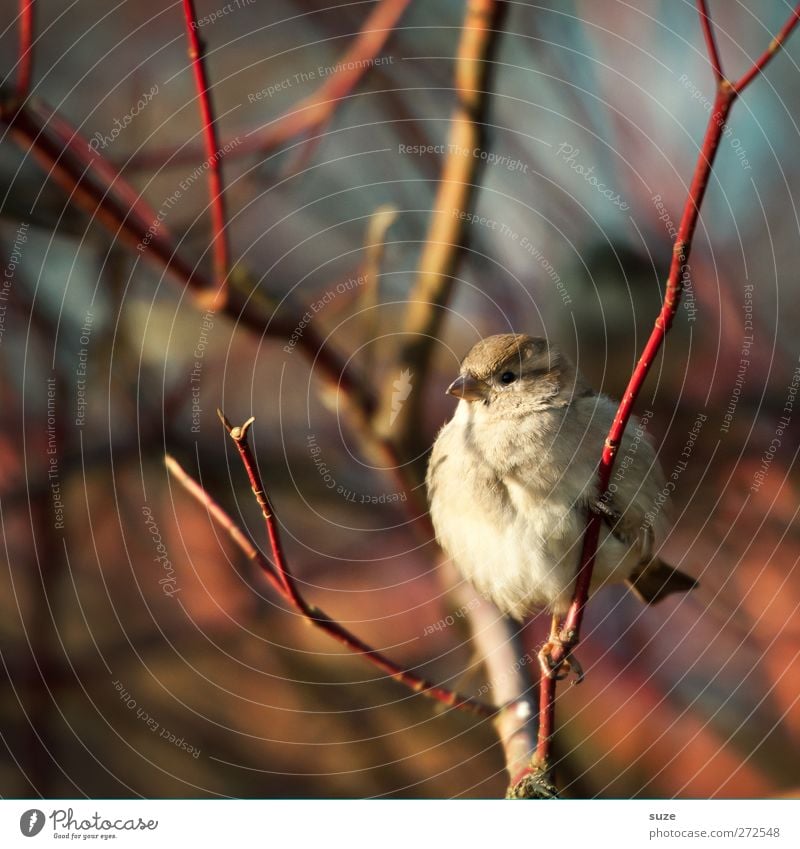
xmin=451 ymin=578 xmax=539 ymax=793
xmin=375 ymin=0 xmax=508 ymax=460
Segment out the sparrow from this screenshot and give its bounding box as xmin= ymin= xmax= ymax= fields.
xmin=426 ymin=334 xmax=696 ymax=675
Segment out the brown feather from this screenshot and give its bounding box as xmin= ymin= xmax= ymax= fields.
xmin=626 ymin=557 xmax=698 ymax=605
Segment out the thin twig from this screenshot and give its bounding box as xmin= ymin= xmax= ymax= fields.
xmin=732 ymin=5 xmax=800 ymax=93
xmin=163 ymin=454 xmax=283 ymax=590
xmin=17 ymin=0 xmax=35 ymax=101
xmin=181 ymin=0 xmax=230 ymax=302
xmin=166 ymin=422 xmax=495 ymax=718
xmin=532 ymin=1 xmax=800 ymax=786
xmin=216 ymin=411 xmax=301 ymax=603
xmin=130 ymin=0 xmax=412 ymax=170
xmin=696 ymin=0 xmax=723 ymax=82
xmin=360 ymin=204 xmax=398 ymax=384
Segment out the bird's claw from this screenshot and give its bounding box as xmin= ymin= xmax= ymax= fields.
xmin=538 ymin=640 xmax=584 ymax=684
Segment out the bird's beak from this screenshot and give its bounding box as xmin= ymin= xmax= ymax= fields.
xmin=447 ymin=373 xmax=488 ymax=402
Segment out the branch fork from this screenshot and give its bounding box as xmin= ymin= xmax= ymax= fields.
xmin=9 ymin=0 xmax=800 ymax=799
xmin=168 ymin=411 xmax=497 ymax=718
xmin=531 ymin=0 xmax=800 ymax=791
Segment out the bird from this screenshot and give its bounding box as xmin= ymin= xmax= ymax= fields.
xmin=426 ymin=333 xmax=696 ymax=678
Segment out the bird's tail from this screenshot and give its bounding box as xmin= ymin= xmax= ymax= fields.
xmin=626 ymin=557 xmax=697 ymax=605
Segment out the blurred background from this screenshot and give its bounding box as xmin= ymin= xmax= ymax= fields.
xmin=1 ymin=0 xmax=799 ymax=798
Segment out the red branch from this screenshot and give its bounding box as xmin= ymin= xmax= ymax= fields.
xmin=181 ymin=0 xmax=230 ymax=300
xmin=526 ymin=1 xmax=800 ymax=787
xmin=131 ymin=0 xmax=411 ymax=170
xmin=0 ymin=98 xmax=212 ymax=294
xmin=0 ymin=96 xmax=372 ymax=410
xmin=697 ymin=0 xmax=723 ymax=82
xmin=17 ymin=0 xmax=35 ymax=101
xmin=167 ymin=412 xmax=495 ymax=718
xmin=733 ymin=6 xmax=800 ymax=93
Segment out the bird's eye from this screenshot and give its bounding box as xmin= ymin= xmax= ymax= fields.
xmin=500 ymin=371 xmax=517 ymax=385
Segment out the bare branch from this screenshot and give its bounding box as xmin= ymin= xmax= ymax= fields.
xmin=360 ymin=204 xmax=398 ymax=383
xmin=130 ymin=0 xmax=412 ymax=170
xmin=163 ymin=454 xmax=283 ymax=590
xmin=376 ymin=0 xmax=508 ymax=459
xmin=732 ymin=4 xmax=800 ymax=93
xmin=534 ymin=1 xmax=800 ymax=789
xmin=450 ymin=579 xmax=539 ymax=792
xmin=181 ymin=0 xmax=230 ymax=304
xmin=0 ymin=96 xmax=217 ymax=304
xmin=166 ymin=425 xmax=496 ymax=718
xmin=697 ymin=0 xmax=724 ymax=82
xmin=0 ymin=97 xmax=374 ymax=412
xmin=17 ymin=1 xmax=35 ymax=101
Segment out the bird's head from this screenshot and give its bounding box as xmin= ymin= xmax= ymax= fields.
xmin=446 ymin=334 xmax=588 ymax=412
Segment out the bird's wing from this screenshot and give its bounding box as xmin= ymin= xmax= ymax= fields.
xmin=592 ymin=497 xmax=654 ymax=563
xmin=586 ymin=407 xmax=667 ymax=564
